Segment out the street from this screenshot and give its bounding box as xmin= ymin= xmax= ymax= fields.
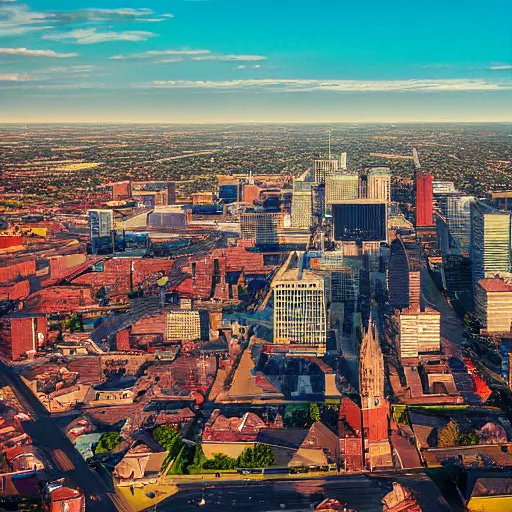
xmin=157 ymin=472 xmax=453 ymax=511
xmin=0 ymin=361 xmax=128 ymax=512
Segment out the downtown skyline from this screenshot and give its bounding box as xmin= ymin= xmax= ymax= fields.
xmin=0 ymin=0 xmax=511 ymax=123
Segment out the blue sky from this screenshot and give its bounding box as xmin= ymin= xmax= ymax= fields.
xmin=0 ymin=0 xmax=511 ymax=122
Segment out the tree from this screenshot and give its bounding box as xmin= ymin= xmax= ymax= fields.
xmin=95 ymin=432 xmax=121 ymax=454
xmin=203 ymin=453 xmax=237 ymax=470
xmin=237 ymin=444 xmax=275 ymax=468
xmin=437 ymin=419 xmax=480 ymax=447
xmin=153 ymin=425 xmax=183 ymax=458
xmin=309 ymin=403 xmax=321 ymax=423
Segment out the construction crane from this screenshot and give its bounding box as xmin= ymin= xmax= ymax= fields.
xmin=412 ymin=148 xmax=421 ymax=169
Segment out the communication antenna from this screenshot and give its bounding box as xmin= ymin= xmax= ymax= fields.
xmin=328 ymin=130 xmax=332 ymax=160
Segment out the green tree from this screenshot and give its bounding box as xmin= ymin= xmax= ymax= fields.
xmin=95 ymin=432 xmax=121 ymax=454
xmin=203 ymin=453 xmax=237 ymax=470
xmin=153 ymin=425 xmax=183 ymax=458
xmin=237 ymin=444 xmax=275 ymax=468
xmin=309 ymin=403 xmax=321 ymax=423
xmin=437 ymin=419 xmax=480 ymax=447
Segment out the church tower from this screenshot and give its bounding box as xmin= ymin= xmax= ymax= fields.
xmin=359 ymin=315 xmax=385 ymax=409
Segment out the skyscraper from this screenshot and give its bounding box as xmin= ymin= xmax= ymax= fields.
xmin=291 ymin=180 xmax=313 ymax=229
xmin=359 ymin=316 xmax=384 ymax=409
xmin=435 ymin=193 xmax=475 ymax=254
xmin=273 ymin=266 xmax=327 ymax=356
xmin=471 ymin=202 xmax=511 ymax=282
xmin=88 ymin=209 xmax=114 ymax=254
xmin=367 ymin=167 xmax=391 ymax=202
xmin=415 ymin=172 xmax=434 ymax=227
xmin=314 ymin=158 xmax=340 ymax=185
xmin=325 ymin=175 xmax=359 ymax=206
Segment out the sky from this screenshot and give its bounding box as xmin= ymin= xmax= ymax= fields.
xmin=0 ymin=0 xmax=511 ymax=123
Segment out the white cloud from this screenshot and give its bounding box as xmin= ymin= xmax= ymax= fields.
xmin=489 ymin=64 xmax=512 ymax=71
xmin=0 ymin=3 xmax=54 ymax=36
xmin=235 ymin=65 xmax=246 ymax=69
xmin=192 ymin=54 xmax=267 ymax=62
xmin=43 ymin=28 xmax=155 ymax=44
xmin=253 ymin=65 xmax=261 ymax=69
xmin=0 ymin=47 xmax=78 ymax=58
xmin=154 ymin=57 xmax=184 ymax=64
xmin=0 ymin=72 xmax=35 ymax=81
xmin=137 ymin=78 xmax=512 ymax=92
xmin=110 ymin=49 xmax=211 ymax=60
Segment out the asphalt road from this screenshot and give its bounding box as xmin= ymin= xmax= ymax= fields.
xmin=157 ymin=473 xmax=453 ymax=512
xmin=0 ymin=361 xmax=127 ymax=512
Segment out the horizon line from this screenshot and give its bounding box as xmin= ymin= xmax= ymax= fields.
xmin=1 ymin=120 xmax=511 ymax=125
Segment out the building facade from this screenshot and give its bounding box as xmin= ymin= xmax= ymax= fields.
xmin=313 ymin=159 xmax=340 ymax=185
xmin=416 ymin=172 xmax=434 ymax=227
xmin=475 ymin=279 xmax=512 ymax=334
xmin=398 ymin=306 xmax=441 ymax=359
xmin=367 ymin=168 xmax=391 ymax=202
xmin=291 ymin=180 xmax=313 ymax=229
xmin=471 ymin=202 xmax=511 ymax=282
xmin=325 ymin=176 xmax=359 ymax=206
xmin=273 ymin=268 xmax=327 ymax=356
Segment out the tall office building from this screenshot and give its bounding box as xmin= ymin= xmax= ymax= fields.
xmin=291 ymin=180 xmax=313 ymax=229
xmin=240 ymin=212 xmax=284 ymax=245
xmin=367 ymin=168 xmax=391 ymax=202
xmin=359 ymin=316 xmax=384 ymax=409
xmin=435 ymin=193 xmax=474 ymax=254
xmin=475 ymin=278 xmax=512 ymax=334
xmin=273 ymin=267 xmax=327 ymax=356
xmin=88 ymin=209 xmax=114 ymax=254
xmin=471 ymin=202 xmax=511 ymax=282
xmin=416 ymin=172 xmax=434 ymax=227
xmin=314 ymin=158 xmax=340 ymax=185
xmin=398 ymin=306 xmax=441 ymax=359
xmin=387 ymin=237 xmax=425 ymax=310
xmin=332 ymin=201 xmax=387 ymax=242
xmin=325 ymin=176 xmax=359 ymax=206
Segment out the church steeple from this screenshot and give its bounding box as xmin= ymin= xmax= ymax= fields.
xmin=359 ymin=313 xmax=385 ymax=409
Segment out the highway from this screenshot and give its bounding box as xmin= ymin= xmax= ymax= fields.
xmin=0 ymin=361 xmax=130 ymax=512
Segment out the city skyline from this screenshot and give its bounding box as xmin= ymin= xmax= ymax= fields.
xmin=0 ymin=0 xmax=511 ymax=122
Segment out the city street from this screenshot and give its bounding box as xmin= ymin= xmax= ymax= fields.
xmin=0 ymin=361 xmax=128 ymax=512
xmin=157 ymin=472 xmax=453 ymax=511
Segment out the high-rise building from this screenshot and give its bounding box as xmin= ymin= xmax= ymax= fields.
xmin=325 ymin=176 xmax=359 ymax=206
xmin=471 ymin=202 xmax=511 ymax=282
xmin=416 ymin=172 xmax=434 ymax=227
xmin=387 ymin=237 xmax=425 ymax=310
xmin=88 ymin=209 xmax=114 ymax=254
xmin=273 ymin=267 xmax=327 ymax=356
xmin=240 ymin=212 xmax=284 ymax=245
xmin=291 ymin=180 xmax=313 ymax=229
xmin=332 ymin=201 xmax=387 ymax=242
xmin=314 ymin=159 xmax=340 ymax=185
xmin=475 ymin=278 xmax=512 ymax=334
xmin=359 ymin=316 xmax=384 ymax=409
xmin=367 ymin=168 xmax=391 ymax=202
xmin=436 ymin=193 xmax=475 ymax=254
xmin=398 ymin=306 xmax=441 ymax=359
